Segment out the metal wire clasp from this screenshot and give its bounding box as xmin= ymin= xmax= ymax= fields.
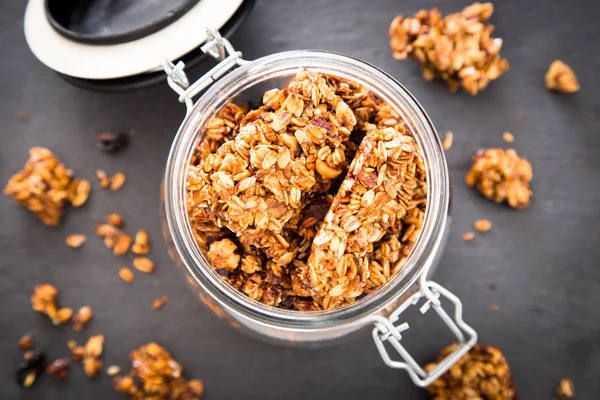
xmin=161 ymin=27 xmax=249 ymax=116
xmin=367 ymin=278 xmax=477 ymax=387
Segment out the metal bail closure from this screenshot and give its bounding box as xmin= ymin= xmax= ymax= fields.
xmin=161 ymin=27 xmax=249 ymax=116
xmin=367 ymin=279 xmax=477 ymax=387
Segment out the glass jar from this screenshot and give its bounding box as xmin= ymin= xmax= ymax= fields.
xmin=161 ymin=28 xmax=477 ymax=387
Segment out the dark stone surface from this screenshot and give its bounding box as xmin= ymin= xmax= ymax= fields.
xmin=1 ymin=0 xmax=598 ymax=399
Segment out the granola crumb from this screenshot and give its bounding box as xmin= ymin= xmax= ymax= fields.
xmin=502 ymin=132 xmax=514 ymax=143
xmin=107 ymin=365 xmax=121 ymax=376
xmin=474 ymin=219 xmax=492 ymax=232
xmin=67 ymin=340 xmax=85 ymax=360
xmin=66 ymin=234 xmax=87 ymax=248
xmin=113 ymin=233 xmax=132 ymax=256
xmin=68 ymin=179 xmax=91 ymax=207
xmin=83 ymin=334 xmax=104 ymax=378
xmin=24 ymin=350 xmax=34 ymax=360
xmin=109 ymin=172 xmax=126 ymax=191
xmin=18 ymin=334 xmax=33 ymax=350
xmin=133 ymin=257 xmax=155 ymax=273
xmin=118 ymin=268 xmax=134 ymax=283
xmin=545 ymin=60 xmax=580 ymax=93
xmin=152 ymin=295 xmax=168 ymax=310
xmin=46 ymin=358 xmax=70 ymax=380
xmin=442 ymin=131 xmax=453 ymax=151
xmin=466 ymin=148 xmax=532 ymax=209
xmin=107 ymin=213 xmax=124 ymax=228
xmin=72 ymin=306 xmax=93 ymax=331
xmin=462 ymin=232 xmax=475 ymax=241
xmin=557 ymin=377 xmax=575 ymax=399
xmin=132 ymin=229 xmax=150 ymax=255
xmin=95 ymin=170 xmax=110 ymax=188
xmin=31 ymin=283 xmax=72 ymax=325
xmin=425 ymin=343 xmax=517 ymax=399
xmin=491 ymin=303 xmax=500 ymax=311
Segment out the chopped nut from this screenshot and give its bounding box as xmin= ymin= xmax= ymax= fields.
xmin=133 ymin=257 xmax=155 ymax=273
xmin=442 ymin=131 xmax=453 ymax=151
xmin=557 ymin=377 xmax=575 ymax=399
xmin=545 ymin=60 xmax=580 ymax=93
xmin=97 ymin=132 xmax=129 ymax=153
xmin=425 ymin=343 xmax=517 ymax=399
xmin=72 ymin=305 xmax=93 ymax=331
xmin=118 ymin=268 xmax=134 ymax=283
xmin=466 ymin=148 xmax=532 ymax=209
xmin=390 ymin=3 xmax=509 ymax=95
xmin=107 ymin=213 xmax=124 ymax=228
xmin=46 ymin=358 xmax=70 ymax=380
xmin=85 ymin=335 xmax=104 ymax=359
xmin=109 ymin=172 xmax=126 ymax=191
xmin=66 ymin=233 xmax=87 ymax=248
xmin=31 ymin=283 xmax=72 ymax=325
xmin=18 ymin=334 xmax=33 ymax=350
xmin=96 ymin=170 xmax=110 ymax=189
xmin=112 ymin=342 xmax=204 ymax=399
xmin=4 ymin=147 xmax=73 ymax=226
xmin=113 ymin=233 xmax=132 ymax=256
xmin=131 ymin=229 xmax=150 ymax=255
xmin=502 ymin=132 xmax=514 ymax=143
xmin=152 ymin=295 xmax=168 ymax=310
xmin=462 ymin=232 xmax=474 ymax=241
xmin=106 ymin=365 xmax=121 ymax=376
xmin=474 ymin=219 xmax=492 ymax=232
xmin=68 ymin=178 xmax=91 ymax=207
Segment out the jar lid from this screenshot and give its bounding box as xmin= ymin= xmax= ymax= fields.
xmin=23 ymin=0 xmax=245 ymax=80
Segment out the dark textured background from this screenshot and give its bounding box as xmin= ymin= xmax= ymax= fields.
xmin=1 ymin=0 xmax=599 ymax=399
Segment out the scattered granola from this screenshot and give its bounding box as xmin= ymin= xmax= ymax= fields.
xmin=462 ymin=232 xmax=474 ymax=241
xmin=502 ymin=132 xmax=514 ymax=143
xmin=18 ymin=334 xmax=33 ymax=350
xmin=97 ymin=131 xmax=129 ymax=153
xmin=82 ymin=334 xmax=104 ymax=378
xmin=97 ymin=219 xmax=132 ymax=256
xmin=442 ymin=131 xmax=453 ymax=151
xmin=68 ymin=178 xmax=91 ymax=207
xmin=545 ymin=60 xmax=580 ymax=93
xmin=72 ymin=306 xmax=93 ymax=331
xmin=46 ymin=358 xmax=70 ymax=380
xmin=107 ymin=365 xmax=121 ymax=376
xmin=67 ymin=340 xmax=85 ymax=361
xmin=17 ymin=350 xmax=45 ymax=388
xmin=389 ymin=2 xmax=509 ymax=95
xmin=31 ymin=284 xmax=73 ymax=325
xmin=133 ymin=257 xmax=155 ymax=273
xmin=110 ymin=172 xmax=127 ymax=191
xmin=96 ymin=170 xmax=110 ymax=189
xmin=112 ymin=342 xmax=204 ymax=399
xmin=132 ymin=229 xmax=150 ymax=255
xmin=425 ymin=343 xmax=517 ymax=399
xmin=107 ymin=213 xmax=124 ymax=228
xmin=152 ymin=296 xmax=168 ymax=310
xmin=466 ymin=148 xmax=532 ymax=209
xmin=66 ymin=233 xmax=87 ymax=248
xmin=474 ymin=219 xmax=492 ymax=232
xmin=4 ymin=147 xmax=73 ymax=226
xmin=118 ymin=268 xmax=135 ymax=283
xmin=557 ymin=377 xmax=575 ymax=399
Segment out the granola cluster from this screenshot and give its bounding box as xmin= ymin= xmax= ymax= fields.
xmin=545 ymin=60 xmax=580 ymax=93
xmin=425 ymin=343 xmax=517 ymax=399
xmin=389 ymin=2 xmax=509 ymax=95
xmin=31 ymin=284 xmax=73 ymax=326
xmin=187 ymin=70 xmax=427 ymax=310
xmin=4 ymin=147 xmax=90 ymax=226
xmin=112 ymin=342 xmax=204 ymax=399
xmin=465 ymin=148 xmax=532 ymax=209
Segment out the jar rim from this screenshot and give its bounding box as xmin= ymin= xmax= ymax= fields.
xmin=164 ymin=50 xmax=450 ymax=330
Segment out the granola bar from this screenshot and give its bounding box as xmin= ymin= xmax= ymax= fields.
xmin=389 ymin=2 xmax=509 ymax=95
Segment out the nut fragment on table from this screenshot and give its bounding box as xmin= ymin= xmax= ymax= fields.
xmin=502 ymin=132 xmax=514 ymax=143
xmin=474 ymin=219 xmax=492 ymax=232
xmin=152 ymin=296 xmax=168 ymax=310
xmin=132 ymin=229 xmax=150 ymax=255
xmin=466 ymin=148 xmax=532 ymax=209
xmin=4 ymin=147 xmax=73 ymax=226
xmin=72 ymin=305 xmax=93 ymax=331
xmin=68 ymin=178 xmax=91 ymax=207
xmin=118 ymin=267 xmax=135 ymax=283
xmin=425 ymin=343 xmax=517 ymax=399
xmin=389 ymin=2 xmax=509 ymax=95
xmin=557 ymin=377 xmax=575 ymax=399
xmin=462 ymin=232 xmax=475 ymax=241
xmin=133 ymin=257 xmax=155 ymax=273
xmin=97 ymin=219 xmax=132 ymax=256
xmin=82 ymin=334 xmax=104 ymax=378
xmin=442 ymin=131 xmax=453 ymax=151
xmin=46 ymin=358 xmax=70 ymax=380
xmin=107 ymin=213 xmax=124 ymax=228
xmin=545 ymin=60 xmax=580 ymax=93
xmin=18 ymin=334 xmax=33 ymax=350
xmin=31 ymin=284 xmax=73 ymax=325
xmin=67 ymin=340 xmax=85 ymax=361
xmin=107 ymin=365 xmax=121 ymax=376
xmin=112 ymin=342 xmax=204 ymax=399
xmin=66 ymin=233 xmax=87 ymax=248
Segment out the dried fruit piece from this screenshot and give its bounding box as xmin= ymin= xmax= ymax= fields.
xmin=502 ymin=132 xmax=514 ymax=143
xmin=131 ymin=229 xmax=150 ymax=255
xmin=133 ymin=257 xmax=155 ymax=273
xmin=474 ymin=219 xmax=492 ymax=232
xmin=390 ymin=3 xmax=509 ymax=95
xmin=109 ymin=172 xmax=126 ymax=191
xmin=107 ymin=365 xmax=121 ymax=376
xmin=425 ymin=343 xmax=517 ymax=399
xmin=107 ymin=213 xmax=124 ymax=228
xmin=112 ymin=342 xmax=204 ymax=399
xmin=466 ymin=148 xmax=532 ymax=209
xmin=66 ymin=234 xmax=87 ymax=248
xmin=152 ymin=296 xmax=168 ymax=310
xmin=46 ymin=358 xmax=70 ymax=380
xmin=17 ymin=350 xmax=45 ymax=388
xmin=31 ymin=284 xmax=72 ymax=325
xmin=68 ymin=178 xmax=91 ymax=207
xmin=557 ymin=377 xmax=575 ymax=399
xmin=4 ymin=147 xmax=73 ymax=226
xmin=442 ymin=131 xmax=453 ymax=151
xmin=72 ymin=306 xmax=93 ymax=331
xmin=118 ymin=268 xmax=134 ymax=283
xmin=462 ymin=232 xmax=474 ymax=241
xmin=545 ymin=60 xmax=580 ymax=93
xmin=18 ymin=334 xmax=33 ymax=350
xmin=97 ymin=131 xmax=129 ymax=153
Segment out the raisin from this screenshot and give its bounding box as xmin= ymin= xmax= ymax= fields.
xmin=97 ymin=132 xmax=129 ymax=153
xmin=17 ymin=350 xmax=45 ymax=387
